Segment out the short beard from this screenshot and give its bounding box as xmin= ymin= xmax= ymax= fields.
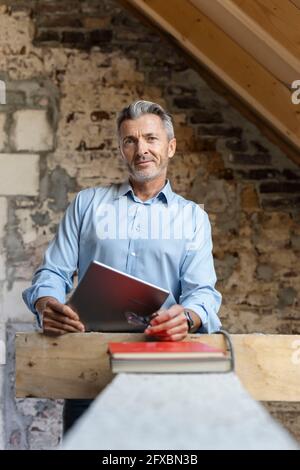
xmin=126 ymin=161 xmax=167 ymax=183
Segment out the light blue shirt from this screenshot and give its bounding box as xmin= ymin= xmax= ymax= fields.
xmin=22 ymin=180 xmax=222 ymax=333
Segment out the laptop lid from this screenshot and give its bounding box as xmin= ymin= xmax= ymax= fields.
xmin=67 ymin=261 xmax=170 ymax=332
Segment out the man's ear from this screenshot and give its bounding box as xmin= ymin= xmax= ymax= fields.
xmin=168 ymin=138 xmax=176 ymax=159
xmin=119 ymin=141 xmax=125 ymax=161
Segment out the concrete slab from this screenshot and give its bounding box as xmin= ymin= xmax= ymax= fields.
xmin=62 ymin=372 xmax=299 ymax=450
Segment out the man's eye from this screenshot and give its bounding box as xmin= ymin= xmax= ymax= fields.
xmin=124 ymin=138 xmax=134 ymax=144
xmin=148 ymin=136 xmax=156 ymax=141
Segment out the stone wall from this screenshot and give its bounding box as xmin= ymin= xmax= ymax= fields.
xmin=0 ymin=0 xmax=299 ymax=449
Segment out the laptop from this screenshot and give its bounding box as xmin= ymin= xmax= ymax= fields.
xmin=67 ymin=261 xmax=170 ymax=332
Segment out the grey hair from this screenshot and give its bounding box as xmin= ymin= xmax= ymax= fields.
xmin=117 ymin=100 xmax=174 ymax=140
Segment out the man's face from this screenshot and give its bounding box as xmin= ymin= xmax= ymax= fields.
xmin=119 ymin=114 xmax=176 ymax=182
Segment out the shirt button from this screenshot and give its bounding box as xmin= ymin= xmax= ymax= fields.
xmin=136 ymin=225 xmax=140 ymax=232
xmin=131 ymin=252 xmax=136 ymax=256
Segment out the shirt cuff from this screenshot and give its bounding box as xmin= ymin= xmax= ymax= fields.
xmin=181 ymin=303 xmax=208 ymax=333
xmin=23 ymin=286 xmax=65 ymax=317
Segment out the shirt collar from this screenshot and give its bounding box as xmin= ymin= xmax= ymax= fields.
xmin=115 ymin=179 xmax=173 ymax=205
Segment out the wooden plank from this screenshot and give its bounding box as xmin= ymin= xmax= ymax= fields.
xmin=16 ymin=332 xmax=145 ymax=399
xmin=232 ymin=0 xmax=300 ymax=58
xmin=15 ymin=332 xmax=300 ymax=401
xmin=191 ymin=0 xmax=300 ymax=86
xmin=290 ymin=0 xmax=300 ymax=10
xmin=123 ymin=0 xmax=300 ymax=156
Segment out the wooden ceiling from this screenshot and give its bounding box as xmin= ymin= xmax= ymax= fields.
xmin=120 ymin=0 xmax=300 ymax=164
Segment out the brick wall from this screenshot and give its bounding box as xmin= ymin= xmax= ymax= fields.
xmin=0 ymin=0 xmax=299 ymax=448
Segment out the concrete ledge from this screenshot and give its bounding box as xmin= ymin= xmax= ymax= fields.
xmin=62 ymin=373 xmax=299 ymax=450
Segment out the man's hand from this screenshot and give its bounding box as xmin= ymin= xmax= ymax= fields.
xmin=144 ymin=304 xmax=189 ymax=342
xmin=35 ymin=296 xmax=85 ymax=336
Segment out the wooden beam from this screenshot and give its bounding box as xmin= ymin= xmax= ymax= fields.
xmin=290 ymin=0 xmax=300 ymax=10
xmin=191 ymin=0 xmax=300 ymax=87
xmin=122 ymin=0 xmax=300 ymax=158
xmin=16 ymin=332 xmax=300 ymax=401
xmin=232 ymin=0 xmax=300 ymax=59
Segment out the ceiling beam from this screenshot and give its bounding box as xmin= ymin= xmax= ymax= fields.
xmin=191 ymin=0 xmax=300 ymax=87
xmin=290 ymin=0 xmax=300 ymax=9
xmin=232 ymin=0 xmax=300 ymax=57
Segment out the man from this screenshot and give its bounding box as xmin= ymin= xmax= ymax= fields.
xmin=23 ymin=100 xmax=222 ymax=431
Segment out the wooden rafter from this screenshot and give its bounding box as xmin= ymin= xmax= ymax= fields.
xmin=192 ymin=0 xmax=300 ymax=87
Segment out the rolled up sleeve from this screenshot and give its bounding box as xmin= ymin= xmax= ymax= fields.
xmin=22 ymin=192 xmax=83 ymax=318
xmin=179 ymin=209 xmax=222 ymax=333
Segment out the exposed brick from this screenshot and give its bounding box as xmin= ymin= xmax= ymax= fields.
xmin=256 ymin=264 xmax=273 ymax=282
xmin=61 ymin=31 xmax=86 ymax=45
xmin=199 ymin=126 xmax=242 ymax=138
xmin=80 ymin=0 xmax=114 ymax=15
xmin=262 ymin=197 xmax=300 ymax=211
xmin=9 ymin=4 xmax=33 ymax=15
xmin=148 ymin=70 xmax=172 ymax=84
xmin=277 ymin=286 xmax=297 ymax=308
xmin=90 ymin=111 xmax=110 ymax=122
xmin=264 ymin=403 xmax=300 ymax=443
xmin=173 ymin=97 xmax=200 ymax=108
xmin=167 ymin=85 xmax=196 ymax=96
xmin=0 ymin=198 xmax=7 ymax=239
xmin=36 ymin=2 xmax=80 ymax=15
xmin=89 ymin=29 xmax=113 ymax=44
xmin=206 ymin=153 xmax=233 ymax=179
xmin=6 ymin=91 xmax=26 ymax=106
xmin=225 ymin=139 xmax=248 ymax=152
xmin=214 ymin=253 xmax=239 ymax=281
xmin=34 ymin=30 xmax=61 ymax=44
xmin=11 ymin=110 xmax=54 ymax=152
xmin=260 ymin=182 xmax=300 ymax=194
xmin=197 ymin=138 xmax=217 ymax=151
xmin=218 ymin=168 xmax=234 ymax=180
xmin=82 ymin=17 xmax=111 ymax=29
xmin=2 ymin=281 xmax=34 ymax=322
xmin=0 ymin=321 xmax=5 ymax=366
xmin=36 ymin=15 xmax=83 ymax=28
xmin=0 ymin=247 xmax=6 ymax=281
xmin=250 ymin=140 xmax=269 ymax=153
xmin=237 ymin=169 xmax=300 ymax=181
xmin=0 ymin=114 xmax=7 ymax=151
xmin=0 ymin=154 xmax=39 ymax=196
xmin=291 ymin=233 xmax=300 ymax=251
xmin=282 ymin=169 xmax=300 ymax=180
xmin=229 ymin=153 xmax=272 ymax=165
xmin=236 ymin=169 xmax=281 ymax=180
xmin=190 ymin=111 xmax=223 ymax=124
xmin=241 ymin=185 xmax=260 ymax=213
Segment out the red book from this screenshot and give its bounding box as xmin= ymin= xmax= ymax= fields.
xmin=108 ymin=341 xmax=230 ymax=373
xmin=108 ymin=341 xmax=225 ymax=359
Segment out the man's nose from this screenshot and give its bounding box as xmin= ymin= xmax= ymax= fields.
xmin=136 ymin=139 xmax=148 ymax=155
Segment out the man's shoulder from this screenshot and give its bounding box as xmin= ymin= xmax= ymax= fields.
xmin=171 ymin=191 xmax=205 ymax=212
xmin=171 ymin=192 xmax=209 ymax=229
